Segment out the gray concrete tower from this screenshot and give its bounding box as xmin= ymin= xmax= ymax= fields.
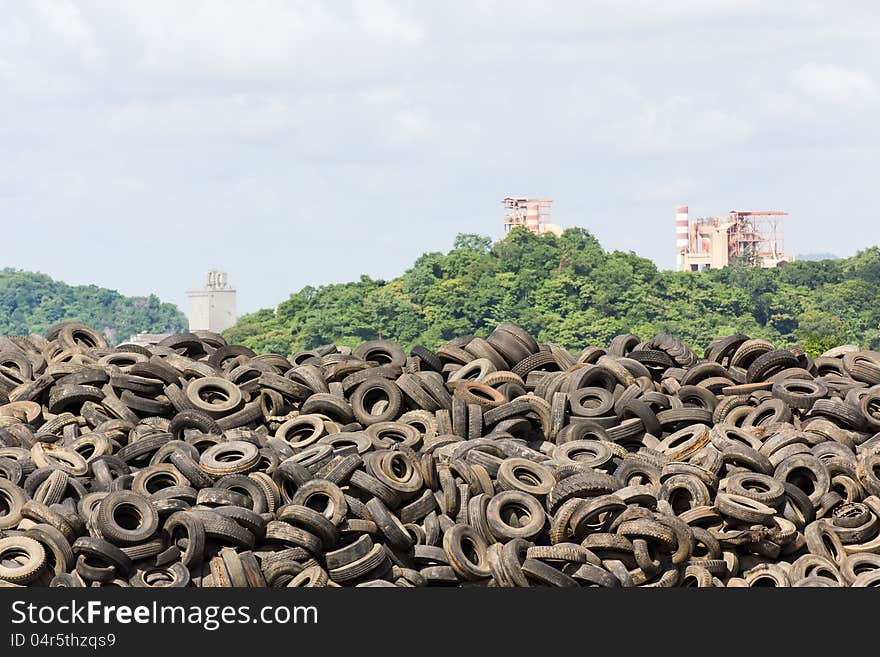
xmin=187 ymin=271 xmax=237 ymax=333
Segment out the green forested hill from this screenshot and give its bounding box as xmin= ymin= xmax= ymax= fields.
xmin=225 ymin=228 xmax=880 ymax=357
xmin=0 ymin=268 xmax=187 ymax=344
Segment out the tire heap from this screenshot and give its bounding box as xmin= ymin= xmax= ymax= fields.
xmin=2 ymin=323 xmax=880 ymax=588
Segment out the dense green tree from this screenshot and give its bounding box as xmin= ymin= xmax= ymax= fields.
xmin=845 ymin=247 xmax=880 ymax=284
xmin=795 ymin=310 xmax=850 ymax=355
xmin=221 ymin=229 xmax=880 ymax=358
xmin=0 ymin=269 xmax=186 ymax=344
xmin=453 ymin=234 xmax=493 ymax=253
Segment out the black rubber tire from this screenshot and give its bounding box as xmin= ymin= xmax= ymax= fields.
xmin=486 ymin=490 xmax=546 ymax=542
xmin=199 ymin=441 xmax=261 ymax=477
xmin=520 ymin=558 xmax=578 ymax=587
xmin=494 ymin=323 xmax=539 ymax=355
xmin=264 ymin=521 xmax=321 ymax=555
xmin=0 ymin=479 xmax=27 ymax=530
xmin=277 ymin=504 xmax=338 ymax=550
xmin=189 ymin=509 xmax=255 ymax=550
xmin=168 ymin=410 xmax=222 ymax=441
xmin=726 ymin=472 xmax=786 ymax=509
xmin=487 ymin=330 xmax=532 ymax=367
xmin=162 ymin=511 xmax=206 ymax=568
xmin=185 ymin=376 xmax=244 ymax=418
xmin=410 ymin=346 xmax=443 ymax=373
xmin=365 ymin=497 xmax=413 ymax=551
xmin=775 ymin=453 xmax=831 ymax=507
xmin=715 ymin=493 xmax=776 ymax=525
xmin=169 ymin=450 xmax=215 ymax=489
xmin=329 ymin=543 xmax=389 ymax=583
xmin=496 ymin=458 xmax=556 ymax=497
xmin=290 ymin=479 xmax=348 ymax=526
xmin=299 ymin=394 xmax=354 ymax=424
xmin=96 ymin=491 xmax=159 ymax=546
xmin=811 ymin=398 xmax=866 ymax=431
xmin=511 ymin=352 xmax=560 ymax=379
xmin=772 ymin=379 xmax=828 ymax=410
xmin=546 ymin=472 xmax=617 ymax=515
xmin=350 ymin=379 xmax=403 ymax=426
xmin=130 ymin=562 xmax=190 ymax=588
xmin=354 ymin=340 xmax=407 ymax=368
xmin=747 ymin=350 xmax=801 ymax=383
xmin=72 ymin=536 xmax=133 ymax=576
xmin=47 ymin=384 xmax=104 ymax=415
xmin=0 ymin=536 xmax=47 ymax=584
xmin=443 ymin=523 xmax=490 ymax=580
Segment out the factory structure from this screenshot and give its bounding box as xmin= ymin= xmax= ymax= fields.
xmin=500 ymin=198 xmax=793 ymax=273
xmin=186 ymin=270 xmax=237 ymax=333
xmin=502 ymin=197 xmax=564 ymax=236
xmin=131 ymin=201 xmax=797 ymax=346
xmin=675 ymin=205 xmax=792 ymax=272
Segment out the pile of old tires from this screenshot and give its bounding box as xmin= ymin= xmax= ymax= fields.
xmin=2 ymin=322 xmax=880 ymax=587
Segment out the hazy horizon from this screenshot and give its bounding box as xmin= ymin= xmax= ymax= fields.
xmin=2 ymin=2 xmax=878 ymax=315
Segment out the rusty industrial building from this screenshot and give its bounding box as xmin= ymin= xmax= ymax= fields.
xmin=675 ymin=205 xmax=792 ymax=272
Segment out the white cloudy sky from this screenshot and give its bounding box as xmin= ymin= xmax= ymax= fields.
xmin=2 ymin=2 xmax=879 ymax=314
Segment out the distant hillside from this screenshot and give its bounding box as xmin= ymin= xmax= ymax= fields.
xmin=0 ymin=268 xmax=187 ymax=344
xmin=796 ymin=253 xmax=841 ymax=262
xmin=225 ymin=228 xmax=880 ymax=357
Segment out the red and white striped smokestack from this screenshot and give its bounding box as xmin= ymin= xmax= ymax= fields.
xmin=525 ymin=201 xmax=541 ymax=232
xmin=675 ymin=205 xmax=689 ymax=254
xmin=675 ymin=205 xmax=689 ymax=271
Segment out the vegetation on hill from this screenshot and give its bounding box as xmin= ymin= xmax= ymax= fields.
xmin=0 ymin=268 xmax=187 ymax=344
xmin=796 ymin=253 xmax=841 ymax=262
xmin=217 ymin=227 xmax=877 ymax=357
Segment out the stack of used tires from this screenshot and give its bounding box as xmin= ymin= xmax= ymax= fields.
xmin=1 ymin=322 xmax=880 ymax=587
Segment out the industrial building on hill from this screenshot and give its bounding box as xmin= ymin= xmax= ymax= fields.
xmin=675 ymin=205 xmax=793 ymax=272
xmin=502 ymin=197 xmax=564 ymax=237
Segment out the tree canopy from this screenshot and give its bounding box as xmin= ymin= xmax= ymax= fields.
xmin=224 ymin=231 xmax=880 ymax=357
xmin=214 ymin=231 xmax=874 ymax=357
xmin=0 ymin=268 xmax=187 ymax=344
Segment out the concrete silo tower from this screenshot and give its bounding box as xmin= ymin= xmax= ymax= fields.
xmin=187 ymin=271 xmax=237 ymax=333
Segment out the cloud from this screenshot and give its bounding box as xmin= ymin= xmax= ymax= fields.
xmin=635 ymin=178 xmax=697 ymax=202
xmin=791 ymin=63 xmax=879 ymax=111
xmin=559 ymin=77 xmax=642 ymax=121
xmin=557 ymin=76 xmax=751 ymax=152
xmin=0 ymin=2 xmax=877 ymax=312
xmin=88 ymin=1 xmax=425 ymax=80
xmin=30 ymin=0 xmax=101 ymax=64
xmin=352 ymin=0 xmax=423 ymax=43
xmin=596 ymin=96 xmax=753 ymax=152
xmin=454 ymin=0 xmax=777 ymax=33
xmin=759 ymin=63 xmax=880 ymax=123
xmin=101 ymin=95 xmax=305 ymax=139
xmin=624 ymin=96 xmax=752 ymax=150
